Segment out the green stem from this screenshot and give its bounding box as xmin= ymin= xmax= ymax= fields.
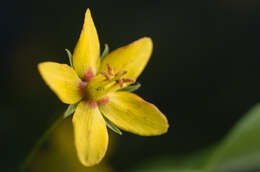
xmin=19 ymin=112 xmax=64 ymax=172
xmin=19 ymin=104 xmax=76 ymax=171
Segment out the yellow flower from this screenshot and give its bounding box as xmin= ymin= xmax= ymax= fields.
xmin=38 ymin=9 xmax=169 ymax=167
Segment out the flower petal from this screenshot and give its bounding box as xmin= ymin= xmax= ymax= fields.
xmin=73 ymin=9 xmax=100 ymax=78
xmin=99 ymin=37 xmax=153 ymax=80
xmin=72 ymin=101 xmax=108 ymax=166
xmin=99 ymin=92 xmax=168 ymax=136
xmin=38 ymin=62 xmax=82 ymax=104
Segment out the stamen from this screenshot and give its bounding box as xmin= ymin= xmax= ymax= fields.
xmin=115 ymin=70 xmax=127 ymax=77
xmin=107 ymin=64 xmax=114 ymax=76
xmin=122 ymin=78 xmax=135 ymax=83
xmin=100 ymin=72 xmax=110 ymax=80
xmin=85 ymin=64 xmax=131 ymax=100
xmin=83 ymin=68 xmax=94 ymax=82
xmin=116 ymin=79 xmax=124 ymax=87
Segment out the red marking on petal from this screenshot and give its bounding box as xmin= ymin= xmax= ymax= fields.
xmin=97 ymin=97 xmax=110 ymax=106
xmin=85 ymin=99 xmax=98 ymax=108
xmin=83 ymin=68 xmax=94 ymax=82
xmin=78 ymin=81 xmax=87 ymax=97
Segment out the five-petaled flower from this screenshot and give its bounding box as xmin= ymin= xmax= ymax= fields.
xmin=38 ymin=9 xmax=169 ymax=166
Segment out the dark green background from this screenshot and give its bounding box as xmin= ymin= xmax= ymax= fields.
xmin=1 ymin=1 xmax=260 ymax=171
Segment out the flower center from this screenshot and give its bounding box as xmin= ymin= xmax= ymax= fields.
xmin=82 ymin=64 xmax=135 ymax=101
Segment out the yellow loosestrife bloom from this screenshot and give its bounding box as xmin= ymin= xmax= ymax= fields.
xmin=38 ymin=9 xmax=169 ymax=166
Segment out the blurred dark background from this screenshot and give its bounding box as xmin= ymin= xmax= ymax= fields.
xmin=1 ymin=0 xmax=260 ymax=171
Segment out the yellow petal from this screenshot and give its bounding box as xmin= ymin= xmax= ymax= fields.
xmin=73 ymin=9 xmax=100 ymax=78
xmin=38 ymin=62 xmax=82 ymax=104
xmin=72 ymin=101 xmax=108 ymax=166
xmin=99 ymin=92 xmax=168 ymax=136
xmin=99 ymin=37 xmax=153 ymax=80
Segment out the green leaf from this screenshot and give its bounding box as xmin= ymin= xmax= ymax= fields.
xmin=101 ymin=113 xmax=122 ymax=135
xmin=206 ymin=103 xmax=260 ymax=172
xmin=129 ymin=103 xmax=260 ymax=172
xmin=63 ymin=103 xmax=78 ymax=119
xmin=65 ymin=49 xmax=73 ymax=67
xmin=118 ymin=83 xmax=141 ymax=92
xmin=100 ymin=44 xmax=109 ymax=60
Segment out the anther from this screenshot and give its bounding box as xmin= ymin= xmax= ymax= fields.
xmin=116 ymin=79 xmax=124 ymax=87
xmin=122 ymin=78 xmax=135 ymax=83
xmin=115 ymin=70 xmax=127 ymax=77
xmin=100 ymin=72 xmax=110 ymax=80
xmin=107 ymin=64 xmax=114 ymax=76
